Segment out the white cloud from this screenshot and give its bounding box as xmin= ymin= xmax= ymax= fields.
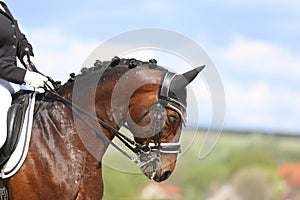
xmin=224 ymin=78 xmax=300 ymax=132
xmin=209 ymin=0 xmax=300 ymax=10
xmin=139 ymin=0 xmax=175 ymax=15
xmin=25 ymin=27 xmax=99 ymax=83
xmin=220 ymin=35 xmax=300 ymax=80
xmin=214 ymin=35 xmax=300 ymax=132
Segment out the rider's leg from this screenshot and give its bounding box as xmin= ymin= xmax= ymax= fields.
xmin=0 ymin=79 xmax=15 ymax=149
xmin=0 ymin=86 xmax=12 ymax=149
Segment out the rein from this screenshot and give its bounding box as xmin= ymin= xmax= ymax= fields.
xmin=43 ymin=70 xmax=184 ymax=166
xmin=44 ymin=85 xmax=140 ymax=163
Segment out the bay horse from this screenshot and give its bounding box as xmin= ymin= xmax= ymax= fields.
xmin=4 ymin=58 xmax=204 ymax=199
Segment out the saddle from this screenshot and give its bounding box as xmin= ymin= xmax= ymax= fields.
xmin=0 ymin=90 xmax=33 ymax=169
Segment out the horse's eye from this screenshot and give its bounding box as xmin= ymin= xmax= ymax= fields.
xmin=167 ymin=116 xmax=177 ymax=125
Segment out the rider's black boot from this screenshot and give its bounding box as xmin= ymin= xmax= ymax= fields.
xmin=0 ymin=178 xmax=8 ymax=200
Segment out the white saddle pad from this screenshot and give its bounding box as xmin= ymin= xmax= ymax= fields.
xmin=1 ymin=92 xmax=36 ymax=179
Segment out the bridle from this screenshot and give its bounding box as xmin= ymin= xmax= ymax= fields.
xmin=125 ymin=71 xmax=186 ymax=154
xmin=44 ymin=70 xmax=186 ymax=166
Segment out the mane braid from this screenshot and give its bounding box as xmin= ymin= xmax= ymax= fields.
xmin=58 ymin=57 xmax=166 ymax=91
xmin=79 ymin=57 xmax=163 ymax=76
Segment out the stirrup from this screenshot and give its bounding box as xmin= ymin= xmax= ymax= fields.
xmin=0 ymin=179 xmax=8 ymax=200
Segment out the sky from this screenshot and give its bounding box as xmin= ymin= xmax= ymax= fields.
xmin=6 ymin=0 xmax=300 ymax=134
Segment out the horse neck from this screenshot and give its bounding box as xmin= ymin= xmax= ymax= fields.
xmin=46 ymin=68 xmax=134 ymax=160
xmin=31 ymin=72 xmax=117 ymax=164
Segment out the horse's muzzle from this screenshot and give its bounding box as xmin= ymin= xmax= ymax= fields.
xmin=139 ymin=151 xmax=177 ymax=182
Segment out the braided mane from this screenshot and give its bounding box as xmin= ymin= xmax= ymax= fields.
xmin=56 ymin=57 xmax=165 ymax=93
xmin=80 ymin=57 xmax=162 ymax=76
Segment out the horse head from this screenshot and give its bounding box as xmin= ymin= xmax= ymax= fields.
xmin=70 ymin=58 xmax=204 ymax=182
xmin=122 ymin=65 xmax=205 ymax=182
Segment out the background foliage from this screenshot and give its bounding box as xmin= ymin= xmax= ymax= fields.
xmin=102 ymin=130 xmax=300 ymax=200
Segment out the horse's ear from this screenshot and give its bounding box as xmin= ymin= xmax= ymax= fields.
xmin=170 ymin=65 xmax=205 ymax=90
xmin=181 ymin=65 xmax=205 ymax=86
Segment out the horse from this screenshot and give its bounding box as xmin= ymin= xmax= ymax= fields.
xmin=3 ymin=58 xmax=204 ymax=199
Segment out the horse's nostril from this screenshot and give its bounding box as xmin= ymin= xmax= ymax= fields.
xmin=161 ymin=170 xmax=172 ymax=181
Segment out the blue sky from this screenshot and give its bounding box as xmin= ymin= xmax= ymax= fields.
xmin=6 ymin=0 xmax=300 ymax=133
